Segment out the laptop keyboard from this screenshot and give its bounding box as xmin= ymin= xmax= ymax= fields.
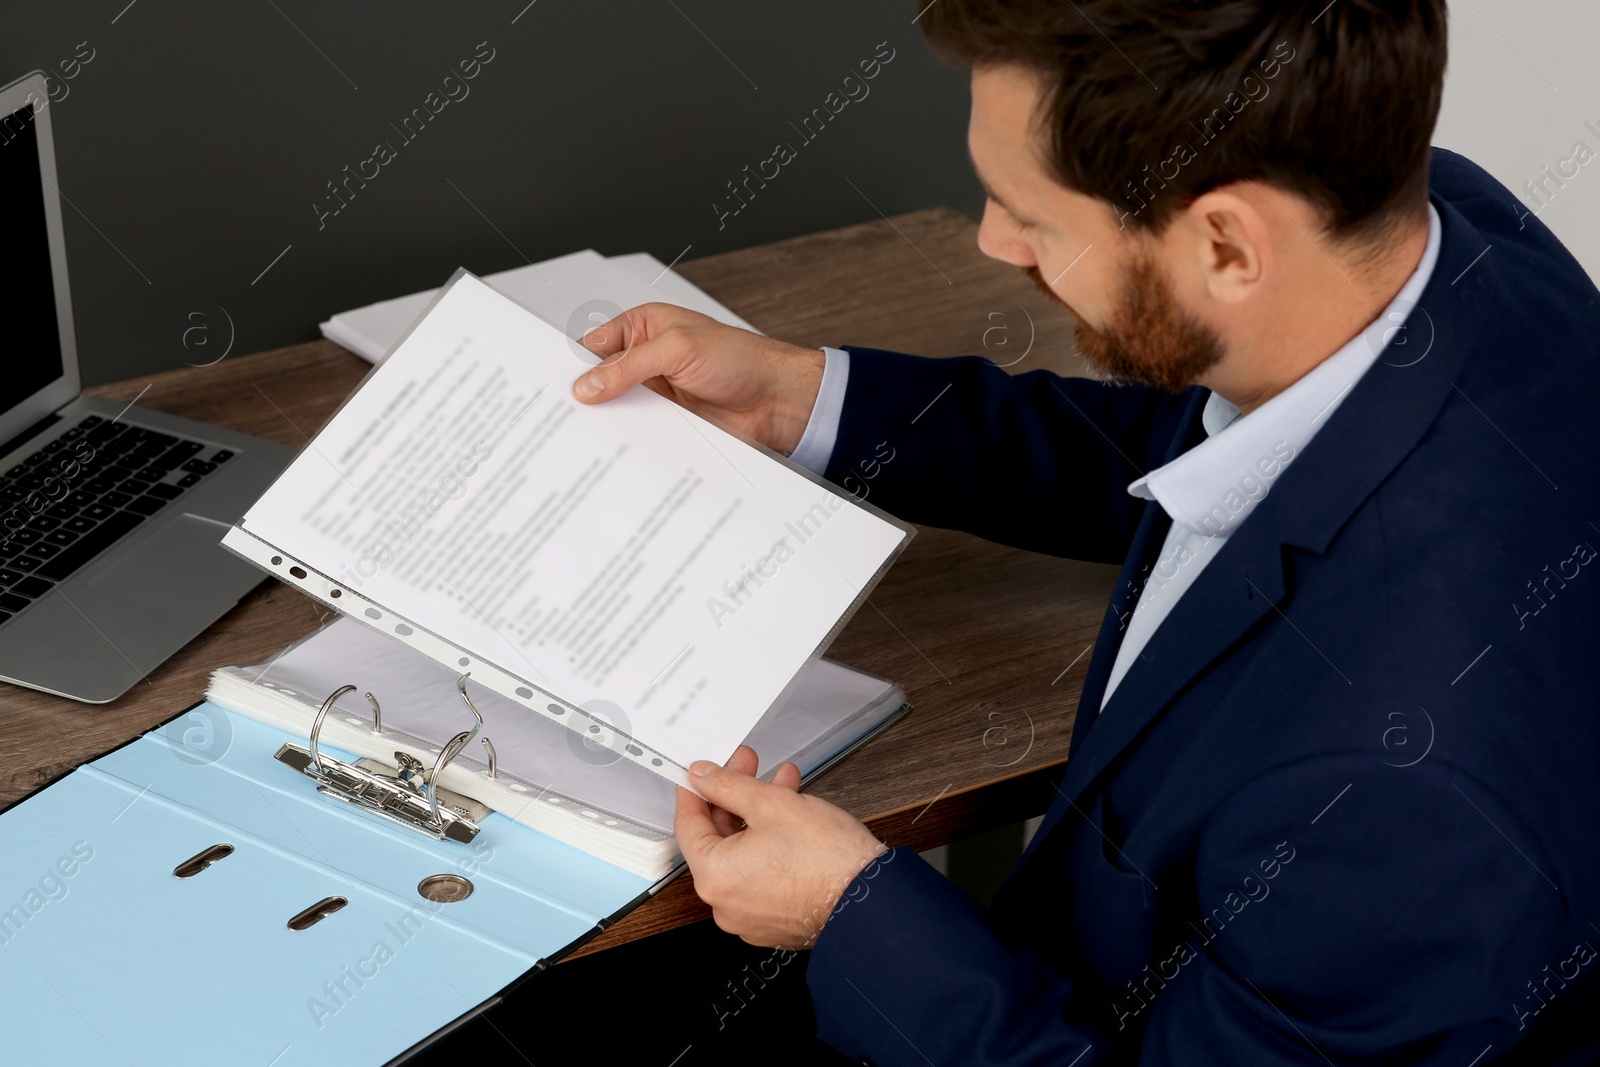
xmin=0 ymin=414 xmax=233 ymax=630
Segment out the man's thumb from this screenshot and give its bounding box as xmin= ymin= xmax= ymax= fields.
xmin=689 ymin=760 xmax=771 ymax=817
xmin=572 ymin=339 xmax=672 ymax=403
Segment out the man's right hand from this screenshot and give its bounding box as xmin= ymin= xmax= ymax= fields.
xmin=570 ymin=302 xmax=826 ymax=455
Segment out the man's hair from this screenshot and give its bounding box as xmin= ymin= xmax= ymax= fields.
xmin=921 ymin=0 xmax=1449 ymax=247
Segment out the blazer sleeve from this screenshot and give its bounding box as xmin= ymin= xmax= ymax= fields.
xmin=806 ymin=756 xmax=1564 ymax=1065
xmin=819 ymin=346 xmax=1200 ymax=563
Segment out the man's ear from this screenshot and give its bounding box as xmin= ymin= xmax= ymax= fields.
xmin=1180 ymin=184 xmax=1276 ymax=306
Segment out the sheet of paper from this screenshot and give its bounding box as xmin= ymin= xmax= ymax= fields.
xmin=321 ymin=249 xmax=761 ymax=363
xmin=603 ymin=250 xmax=757 ymax=324
xmin=240 ymin=271 xmax=909 ymax=771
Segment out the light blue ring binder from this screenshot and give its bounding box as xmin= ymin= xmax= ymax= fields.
xmin=0 ymin=702 xmax=664 ymax=1066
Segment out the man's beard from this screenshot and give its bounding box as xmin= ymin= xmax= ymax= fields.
xmin=1025 ymin=254 xmax=1223 ymax=394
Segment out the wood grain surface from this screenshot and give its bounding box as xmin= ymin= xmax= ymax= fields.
xmin=0 ymin=207 xmax=1116 ymax=957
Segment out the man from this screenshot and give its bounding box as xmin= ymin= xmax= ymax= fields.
xmin=573 ymin=0 xmax=1600 ymax=1062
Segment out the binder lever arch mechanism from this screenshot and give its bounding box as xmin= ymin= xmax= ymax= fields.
xmin=274 ymin=674 xmax=493 ymax=844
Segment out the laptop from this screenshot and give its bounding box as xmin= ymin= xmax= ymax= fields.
xmin=0 ymin=70 xmax=296 ymax=702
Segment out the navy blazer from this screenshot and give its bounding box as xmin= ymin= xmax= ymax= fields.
xmin=804 ymin=148 xmax=1600 ymax=1065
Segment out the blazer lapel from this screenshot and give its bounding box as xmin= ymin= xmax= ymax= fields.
xmin=1067 ymin=492 xmax=1171 ymax=753
xmin=1054 ymin=513 xmax=1289 ymax=808
xmin=1019 ymin=391 xmax=1206 ymax=855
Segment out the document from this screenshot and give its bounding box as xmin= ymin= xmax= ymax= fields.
xmin=231 ymin=271 xmax=911 ymax=777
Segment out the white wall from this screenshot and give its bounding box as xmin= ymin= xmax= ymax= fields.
xmin=1434 ymin=0 xmax=1600 ymax=281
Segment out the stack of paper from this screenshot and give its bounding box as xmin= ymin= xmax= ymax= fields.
xmin=320 ymin=249 xmax=760 ymax=363
xmin=206 ymin=617 xmax=908 ymax=880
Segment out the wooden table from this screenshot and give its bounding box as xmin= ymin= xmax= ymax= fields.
xmin=0 ymin=207 xmax=1116 ymax=958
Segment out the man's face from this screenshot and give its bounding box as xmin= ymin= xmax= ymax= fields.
xmin=969 ymin=65 xmax=1224 ymax=393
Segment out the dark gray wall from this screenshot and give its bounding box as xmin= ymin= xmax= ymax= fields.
xmin=1 ymin=1 xmax=983 ymax=386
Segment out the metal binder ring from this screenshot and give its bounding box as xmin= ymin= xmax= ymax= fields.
xmin=426 ymin=729 xmax=476 ymax=830
xmin=309 ymin=684 xmax=358 ymax=774
xmin=279 ymin=678 xmax=495 ymax=843
xmin=456 ymin=674 xmax=484 ymax=726
xmin=418 ymin=677 xmax=487 ymax=832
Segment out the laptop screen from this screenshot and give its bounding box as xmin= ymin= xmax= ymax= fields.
xmin=1 ymin=104 xmax=67 ymax=420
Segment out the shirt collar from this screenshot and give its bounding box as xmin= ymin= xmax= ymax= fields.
xmin=1128 ymin=202 xmax=1442 ymax=537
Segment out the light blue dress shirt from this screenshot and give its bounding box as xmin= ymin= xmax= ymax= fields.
xmin=788 ymin=346 xmax=851 ymax=475
xmin=789 ymin=202 xmax=1442 ymax=714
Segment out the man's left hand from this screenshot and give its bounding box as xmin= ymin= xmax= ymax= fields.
xmin=675 ymin=745 xmax=888 ymax=950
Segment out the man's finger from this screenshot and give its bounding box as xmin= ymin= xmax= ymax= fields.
xmin=573 ymin=335 xmax=676 ymax=403
xmin=577 ymin=306 xmax=646 ymax=358
xmin=674 ymin=784 xmax=722 ymax=861
xmin=688 ymin=761 xmax=784 ymax=822
xmin=771 ymin=760 xmax=801 ymax=792
xmin=725 ymin=744 xmax=759 ymax=776
xmin=709 ymin=807 xmax=744 ymax=838
xmin=709 ymin=745 xmax=761 ymax=836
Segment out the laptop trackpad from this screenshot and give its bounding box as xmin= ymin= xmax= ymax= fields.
xmin=89 ymin=512 xmax=264 ymax=616
xmin=0 ymin=513 xmax=271 ymax=700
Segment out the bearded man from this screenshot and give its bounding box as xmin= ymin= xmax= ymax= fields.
xmin=572 ymin=1 xmax=1600 ymax=1062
